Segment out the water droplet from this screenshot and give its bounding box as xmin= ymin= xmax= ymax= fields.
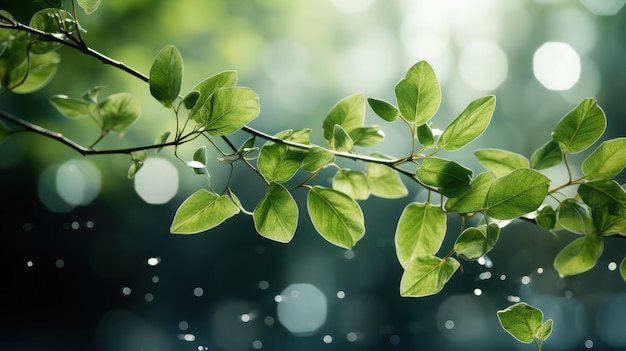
xmin=241 ymin=313 xmax=251 ymax=322
xmin=585 ymin=339 xmax=594 ymax=348
xmin=26 ymin=261 xmax=34 ymax=267
xmin=147 ymin=257 xmax=161 ymax=266
xmin=608 ymin=262 xmax=617 ymax=271
xmin=336 ymin=291 xmax=346 ymax=299
xmin=479 ymin=271 xmax=491 ymax=280
xmin=194 ymin=287 xmax=204 ymax=297
xmin=264 ymin=316 xmax=275 ymax=326
xmin=500 ymin=274 xmax=507 ymax=281
xmin=121 ymin=287 xmax=131 ymax=295
xmin=274 ymin=295 xmax=282 ymax=302
xmin=507 ymin=295 xmax=520 ymax=303
xmin=537 ymin=267 xmax=544 ymax=274
xmin=521 ymin=276 xmax=531 ymax=285
xmin=71 ymin=221 xmax=80 ymax=229
xmin=177 ymin=333 xmax=195 ymax=341
xmin=347 ymin=332 xmax=358 ymax=342
xmin=85 ymin=221 xmax=95 ymax=228
xmin=473 ymin=288 xmax=482 ymax=296
xmin=323 ymin=335 xmax=333 ymax=343
xmin=152 ymin=275 xmax=159 ymax=283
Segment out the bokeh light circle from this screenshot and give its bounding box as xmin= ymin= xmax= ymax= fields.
xmin=533 ymin=42 xmax=581 ymax=90
xmin=277 ymin=283 xmax=327 ymax=335
xmin=133 ymin=158 xmax=179 ymax=204
xmin=459 ymin=41 xmax=508 ymax=91
xmin=56 ymin=159 xmax=102 ymax=206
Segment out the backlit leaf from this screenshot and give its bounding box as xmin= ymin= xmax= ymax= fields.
xmin=416 ymin=157 xmax=472 ymax=197
xmin=400 ymin=255 xmax=459 ymax=297
xmin=170 ymin=189 xmax=240 ymax=234
xmin=485 ymin=168 xmax=550 ymax=220
xmin=553 ymin=98 xmax=606 ymax=154
xmin=332 ymin=124 xmax=354 ymax=152
xmin=475 ymin=148 xmax=529 ymax=177
xmin=367 ymin=97 xmax=400 ymax=122
xmin=557 ymin=198 xmax=593 ymax=234
xmin=444 ymin=171 xmax=493 ymax=213
xmin=307 ymin=186 xmax=365 ymax=249
xmin=581 ymin=137 xmax=626 ymax=180
xmin=416 ymin=123 xmax=435 ymax=149
xmin=332 ymin=169 xmax=370 ymax=200
xmin=578 ymin=180 xmax=626 ymax=210
xmin=149 ymin=45 xmax=183 ymax=107
xmin=198 ymin=87 xmax=260 ymax=136
xmin=497 ymin=302 xmax=547 ymax=344
xmin=301 ymin=146 xmax=335 ymax=172
xmin=99 ymin=93 xmax=141 ymax=132
xmin=258 ymin=129 xmax=310 ymax=182
xmin=366 ymin=156 xmax=408 ymax=198
xmin=77 ymin=0 xmax=101 ymax=14
xmin=50 ymin=94 xmax=93 ymax=118
xmin=28 ymin=9 xmax=76 ymax=54
xmin=395 ymin=202 xmax=446 ymax=268
xmin=554 ymin=234 xmax=603 ymax=277
xmin=395 ymin=61 xmax=441 ymax=125
xmin=323 ymin=93 xmax=364 ymax=142
xmin=187 ymin=71 xmax=237 ymax=121
xmin=253 ymin=182 xmax=298 ymax=243
xmin=439 ymin=96 xmax=495 ymax=151
xmin=531 ymin=140 xmax=562 ymax=170
xmin=454 ymin=223 xmax=500 ymax=260
xmin=191 ymin=146 xmax=207 ymax=174
xmin=349 ymin=126 xmax=384 ymax=147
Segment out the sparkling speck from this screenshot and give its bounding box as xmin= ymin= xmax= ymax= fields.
xmin=323 ymin=335 xmax=333 ymax=343
xmin=585 ymin=339 xmax=593 ymax=348
xmin=193 ymin=287 xmax=204 ymax=297
xmin=473 ymin=288 xmax=482 ymax=296
xmin=26 ymin=261 xmax=34 ymax=268
xmin=121 ymin=287 xmax=131 ymax=295
xmin=178 ymin=321 xmax=188 ymax=330
xmin=445 ymin=320 xmax=455 ymax=329
xmin=344 ymin=250 xmax=355 ymax=259
xmin=55 ymin=259 xmax=65 ymax=268
xmin=337 ymin=291 xmax=346 ymax=299
xmin=258 ymin=280 xmax=269 ymax=290
xmin=145 ymin=293 xmax=154 ymax=302
xmin=521 ymin=276 xmax=531 ymax=285
xmin=608 ymin=262 xmax=617 ymax=271
xmin=147 ymin=257 xmax=161 ymax=266
xmin=252 ymin=340 xmax=263 ymax=349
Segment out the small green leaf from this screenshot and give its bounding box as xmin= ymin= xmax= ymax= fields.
xmin=416 ymin=123 xmax=435 ymax=149
xmin=154 ymin=131 xmax=170 ymax=154
xmin=77 ymin=0 xmax=101 ymax=14
xmin=127 ymin=150 xmax=146 ymax=179
xmin=187 ymin=71 xmax=237 ymax=121
xmin=10 ymin=52 xmax=60 ymax=93
xmin=182 ymin=90 xmax=200 ymax=109
xmin=99 ymin=93 xmax=141 ymax=132
xmin=395 ymin=61 xmax=441 ymax=125
xmin=365 ymin=156 xmax=408 ymax=198
xmin=395 ymin=202 xmax=446 ymax=269
xmin=581 ymin=137 xmax=626 ymax=180
xmin=191 ymin=146 xmax=207 ymax=175
xmin=536 ymin=205 xmax=557 ymax=230
xmin=307 ymin=186 xmax=365 ymax=249
xmin=323 ymin=93 xmax=365 ymax=143
xmin=50 ymin=94 xmax=94 ymax=118
xmin=537 ymin=319 xmax=553 ymax=342
xmin=620 ymin=258 xmax=626 ymax=282
xmin=531 ymin=140 xmax=563 ymax=170
xmin=444 ymin=171 xmax=493 ymax=213
xmin=400 ymin=255 xmax=459 ymax=297
xmin=497 ymin=302 xmax=546 ymax=344
xmin=439 ymin=96 xmax=495 ymax=151
xmin=349 ymin=126 xmax=385 ymax=147
xmin=302 ymin=146 xmax=335 ymax=172
xmin=557 ymin=198 xmax=593 ymax=234
xmin=28 ymin=9 xmax=76 ymax=54
xmin=416 ymin=157 xmax=473 ymax=197
xmin=554 ymin=234 xmax=603 ymax=277
xmin=367 ymin=97 xmax=399 ymax=122
xmin=258 ymin=129 xmax=310 ymax=182
xmin=81 ymin=85 xmax=105 ymax=104
xmin=475 ymin=148 xmax=529 ymax=177
xmin=149 ymin=45 xmax=183 ymax=107
xmin=196 ymin=87 xmax=260 ymax=136
xmin=454 ymin=223 xmax=500 ymax=261
xmin=332 ymin=169 xmax=370 ymax=200
xmin=485 ymin=168 xmax=550 ymax=220
xmin=332 ymin=124 xmax=354 ymax=152
xmin=553 ymin=98 xmax=606 ymax=154
xmin=236 ymin=136 xmax=257 ymax=157
xmin=253 ymin=182 xmax=298 ymax=243
xmin=171 ymin=189 xmax=240 ymax=234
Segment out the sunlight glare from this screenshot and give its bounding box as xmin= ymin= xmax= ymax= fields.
xmin=533 ymin=42 xmax=581 ymax=90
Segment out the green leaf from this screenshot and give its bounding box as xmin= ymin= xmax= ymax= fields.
xmin=349 ymin=126 xmax=385 ymax=147
xmin=620 ymin=258 xmax=626 ymax=282
xmin=170 ymin=189 xmax=240 ymax=234
xmin=307 ymin=186 xmax=365 ymax=249
xmin=416 ymin=123 xmax=435 ymax=149
xmin=557 ymin=198 xmax=593 ymax=234
xmin=554 ymin=234 xmax=603 ymax=277
xmin=578 ymin=180 xmax=626 ymax=210
xmin=187 ymin=71 xmax=237 ymax=121
xmin=28 ymin=9 xmax=77 ymax=54
xmin=400 ymin=255 xmax=459 ymax=297
xmin=154 ymin=131 xmax=170 ymax=154
xmin=439 ymin=96 xmax=495 ymax=151
xmin=367 ymin=97 xmax=400 ymax=122
xmin=365 ymin=156 xmax=408 ymax=198
xmin=454 ymin=223 xmax=500 ymax=260
xmin=322 ymin=93 xmax=364 ymax=143
xmin=531 ymin=140 xmax=563 ymax=170
xmin=236 ymin=136 xmax=257 ymax=157
xmin=77 ymin=0 xmax=101 ymax=14
xmin=99 ymin=93 xmax=141 ymax=132
xmin=191 ymin=146 xmax=207 ymax=175
xmin=395 ymin=202 xmax=446 ymax=269
xmin=395 ymin=61 xmax=441 ymax=125
xmin=590 ymin=207 xmax=626 ymax=235
xmin=332 ymin=124 xmax=354 ymax=152
xmin=332 ymin=169 xmax=370 ymax=200
xmin=536 ymin=205 xmax=557 ymax=230
xmin=10 ymin=52 xmax=60 ymax=93
xmin=553 ymin=98 xmax=606 ymax=154
xmin=444 ymin=171 xmax=493 ymax=213
xmin=182 ymin=90 xmax=200 ymax=110
xmin=50 ymin=94 xmax=94 ymax=118
xmin=537 ymin=319 xmax=553 ymax=342
xmin=199 ymin=87 xmax=260 ymax=136
xmin=258 ymin=129 xmax=310 ymax=182
xmin=253 ymin=182 xmax=298 ymax=243
xmin=127 ymin=150 xmax=146 ymax=179
xmin=475 ymin=148 xmax=529 ymax=177
xmin=497 ymin=302 xmax=548 ymax=344
xmin=416 ymin=157 xmax=472 ymax=197
xmin=302 ymin=146 xmax=335 ymax=172
xmin=485 ymin=168 xmax=550 ymax=220
xmin=149 ymin=45 xmax=183 ymax=107
xmin=581 ymin=137 xmax=626 ymax=180
xmin=81 ymin=85 xmax=105 ymax=104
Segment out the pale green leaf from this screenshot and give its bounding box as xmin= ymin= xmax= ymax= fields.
xmin=302 ymin=146 xmax=335 ymax=172
xmin=198 ymin=87 xmax=260 ymax=136
xmin=332 ymin=169 xmax=370 ymax=200
xmin=578 ymin=180 xmax=626 ymax=210
xmin=10 ymin=52 xmax=60 ymax=93
xmin=537 ymin=320 xmax=553 ymax=342
xmin=127 ymin=150 xmax=146 ymax=179
xmin=444 ymin=171 xmax=493 ymax=213
xmin=77 ymin=0 xmax=101 ymax=14
xmin=439 ymin=96 xmax=495 ymax=151
xmin=50 ymin=94 xmax=94 ymax=118
xmin=349 ymin=126 xmax=385 ymax=147
xmin=192 ymin=146 xmax=207 ymax=175
xmin=400 ymin=255 xmax=459 ymax=297
xmin=554 ymin=234 xmax=603 ymax=277
xmin=557 ymin=198 xmax=593 ymax=234
xmin=395 ymin=61 xmax=441 ymax=125
xmin=307 ymin=186 xmax=365 ymax=249
xmin=395 ymin=202 xmax=446 ymax=269
xmin=366 ymin=159 xmax=408 ymax=198
xmin=28 ymin=9 xmax=76 ymax=54
xmin=258 ymin=129 xmax=310 ymax=182
xmin=323 ymin=93 xmax=364 ymax=142
xmin=253 ymin=182 xmax=298 ymax=243
xmin=149 ymin=45 xmax=183 ymax=107
xmin=497 ymin=302 xmax=545 ymax=344
xmin=416 ymin=123 xmax=435 ymax=149
xmin=475 ymin=148 xmax=529 ymax=177
xmin=99 ymin=93 xmax=141 ymax=132
xmin=531 ymin=140 xmax=563 ymax=170
xmin=170 ymin=189 xmax=240 ymax=234
xmin=367 ymin=97 xmax=400 ymax=122
xmin=416 ymin=157 xmax=472 ymax=197
xmin=332 ymin=124 xmax=354 ymax=152
xmin=582 ymin=137 xmax=626 ymax=180
xmin=187 ymin=71 xmax=237 ymax=121
xmin=553 ymin=98 xmax=606 ymax=154
xmin=454 ymin=223 xmax=500 ymax=261
xmin=485 ymin=168 xmax=550 ymax=220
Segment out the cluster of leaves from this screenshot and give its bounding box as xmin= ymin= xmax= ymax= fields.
xmin=2 ymin=2 xmax=626 ymax=349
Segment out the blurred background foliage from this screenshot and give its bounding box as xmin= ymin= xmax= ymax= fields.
xmin=1 ymin=0 xmax=626 ymax=350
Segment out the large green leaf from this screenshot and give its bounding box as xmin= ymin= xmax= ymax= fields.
xmin=367 ymin=97 xmax=400 ymax=122
xmin=444 ymin=171 xmax=493 ymax=213
xmin=332 ymin=169 xmax=370 ymax=200
xmin=394 ymin=61 xmax=441 ymax=125
xmin=581 ymin=137 xmax=626 ymax=180
xmin=253 ymin=182 xmax=298 ymax=243
xmin=395 ymin=202 xmax=446 ymax=269
xmin=578 ymin=180 xmax=626 ymax=210
xmin=439 ymin=96 xmax=495 ymax=151
xmin=454 ymin=223 xmax=500 ymax=260
xmin=77 ymin=0 xmax=101 ymax=14
xmin=258 ymin=129 xmax=310 ymax=182
xmin=187 ymin=71 xmax=237 ymax=120
xmin=170 ymin=189 xmax=240 ymax=234
xmin=99 ymin=93 xmax=141 ymax=132
xmin=301 ymin=146 xmax=335 ymax=172
xmin=554 ymin=234 xmax=603 ymax=277
xmin=365 ymin=159 xmax=408 ymax=199
xmin=475 ymin=148 xmax=529 ymax=177
xmin=536 ymin=205 xmax=557 ymax=230
xmin=400 ymin=255 xmax=459 ymax=297
xmin=485 ymin=168 xmax=550 ymax=220
xmin=416 ymin=157 xmax=472 ymax=197
xmin=50 ymin=94 xmax=94 ymax=118
xmin=531 ymin=140 xmax=563 ymax=170
xmin=307 ymin=186 xmax=365 ymax=249
xmin=497 ymin=303 xmax=552 ymax=344
xmin=556 ymin=198 xmax=593 ymax=234
xmin=198 ymin=87 xmax=260 ymax=136
xmin=149 ymin=45 xmax=183 ymax=107
xmin=552 ymin=98 xmax=606 ymax=154
xmin=590 ymin=207 xmax=626 ymax=236
xmin=322 ymin=93 xmax=364 ymax=142
xmin=10 ymin=52 xmax=60 ymax=93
